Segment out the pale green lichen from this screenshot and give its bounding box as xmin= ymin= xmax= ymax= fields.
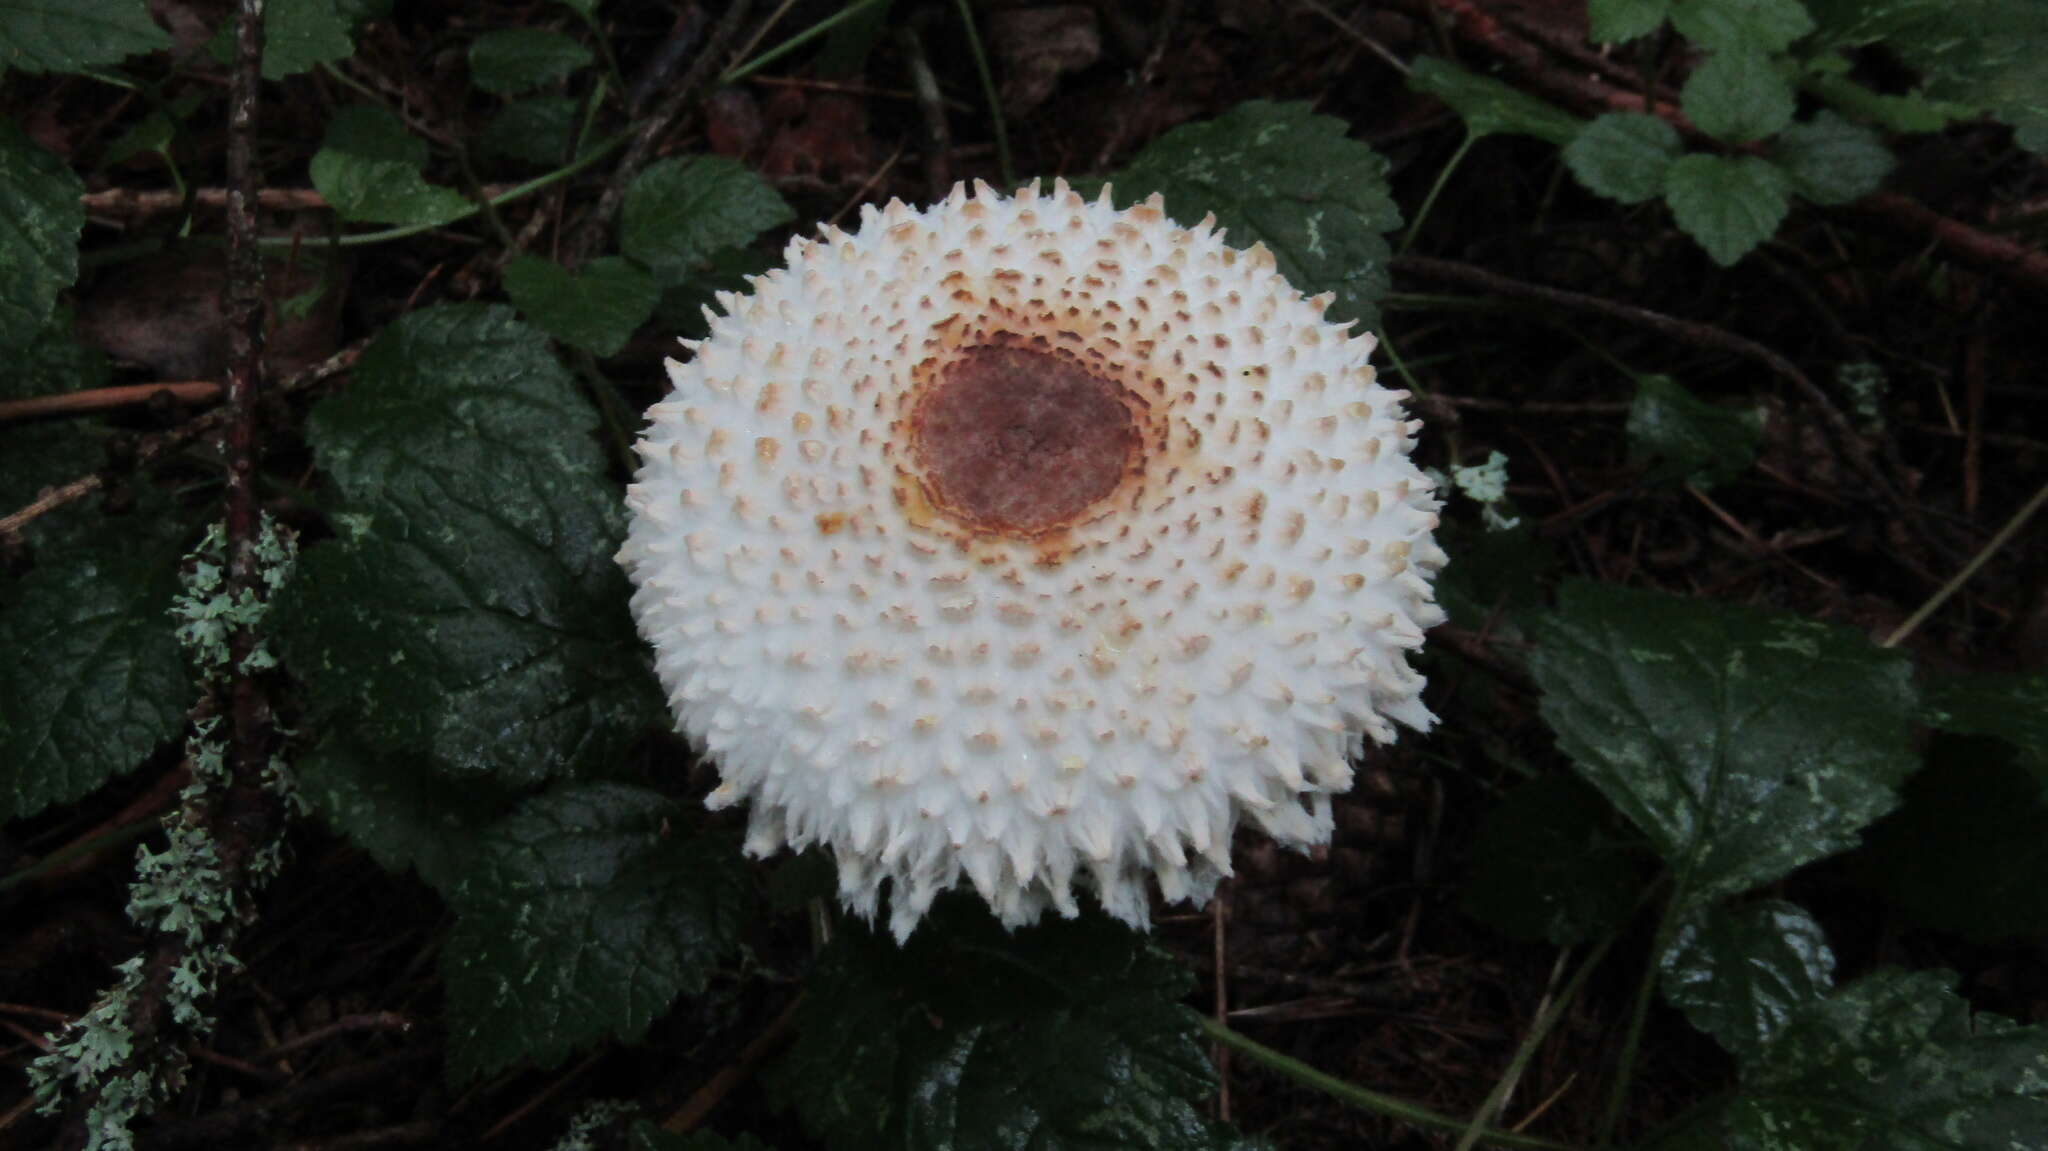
xmin=549 ymin=1099 xmax=640 ymax=1151
xmin=29 ymin=516 xmax=298 ymax=1151
xmin=1438 ymin=450 xmax=1523 ymax=532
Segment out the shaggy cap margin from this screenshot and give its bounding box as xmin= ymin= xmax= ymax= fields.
xmin=619 ymin=178 xmax=1446 ymax=940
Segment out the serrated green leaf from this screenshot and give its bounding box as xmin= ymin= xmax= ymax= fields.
xmin=1407 ymin=56 xmax=1583 ymax=145
xmin=1921 ymin=670 xmax=2048 ymax=787
xmin=1769 ymin=111 xmax=1894 ymax=205
xmin=1627 ymin=373 xmax=1765 ymax=487
xmin=274 ymin=304 xmax=660 ymax=783
xmin=1530 ymin=581 xmax=1917 ymax=909
xmin=503 ymin=254 xmax=657 ymax=357
xmin=309 ymin=105 xmax=471 ymax=227
xmin=1664 ymin=153 xmax=1791 ymax=265
xmin=0 ymin=0 xmax=170 ymax=76
xmin=468 ymin=27 xmax=591 ymax=95
xmin=1670 ymin=0 xmax=1814 ymax=53
xmin=296 ymin=734 xmax=512 ymax=893
xmin=0 ymin=117 xmax=85 ymax=350
xmin=1683 ymin=50 xmax=1797 ymax=142
xmin=770 ymin=903 xmax=1241 ymax=1151
xmin=1565 ymin=113 xmax=1683 ymax=204
xmin=1109 ymin=100 xmax=1402 ymax=333
xmin=2 ymin=530 xmax=191 ymax=822
xmin=1591 ymin=0 xmax=1671 ymax=42
xmin=1461 ymin=774 xmax=1647 ymax=946
xmin=1661 ymin=900 xmax=1835 ymax=1060
xmin=1714 ymin=969 xmax=2048 ymax=1150
xmin=622 ymin=155 xmax=794 ymax=286
xmin=264 ymin=0 xmax=355 ymax=79
xmin=1854 ymin=737 xmax=2048 ymax=942
xmin=442 ymin=782 xmax=751 ymax=1082
xmin=478 ymin=96 xmax=582 ymax=166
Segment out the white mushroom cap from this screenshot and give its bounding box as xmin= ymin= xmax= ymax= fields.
xmin=619 ymin=178 xmax=1446 ymax=940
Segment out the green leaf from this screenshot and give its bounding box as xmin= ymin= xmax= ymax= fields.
xmin=1670 ymin=0 xmax=1814 ymax=54
xmin=1461 ymin=773 xmax=1647 ymax=946
xmin=621 ymin=155 xmax=794 ymax=286
xmin=2 ymin=531 xmax=192 ymax=822
xmin=503 ymin=254 xmax=657 ymax=357
xmin=468 ymin=27 xmax=592 ymax=95
xmin=1529 ymin=581 xmax=1917 ymax=909
xmin=1627 ymin=373 xmax=1765 ymax=487
xmin=264 ymin=0 xmax=355 ymax=79
xmin=478 ymin=96 xmax=582 ymax=166
xmin=1854 ymin=737 xmax=2048 ymax=942
xmin=0 ymin=0 xmax=170 ymax=75
xmin=1660 ymin=900 xmax=1835 ymax=1061
xmin=1664 ymin=153 xmax=1791 ymax=266
xmin=1717 ymin=969 xmax=2048 ymax=1150
xmin=442 ymin=782 xmax=751 ymax=1082
xmin=1109 ymin=100 xmax=1403 ymax=333
xmin=309 ymin=105 xmax=471 ymax=227
xmin=1407 ymin=56 xmax=1583 ymax=145
xmin=1590 ymin=0 xmax=1671 ymax=42
xmin=1769 ymin=111 xmax=1893 ymax=205
xmin=1806 ymin=0 xmax=2048 ymax=153
xmin=770 ymin=903 xmax=1240 ymax=1151
xmin=1564 ymin=113 xmax=1683 ymax=205
xmin=1921 ymin=671 xmax=2048 ymax=787
xmin=0 ymin=310 xmax=109 ymax=548
xmin=1682 ymin=50 xmax=1797 ymax=142
xmin=296 ymin=734 xmax=512 ymax=893
xmin=0 ymin=117 xmax=85 ymax=351
xmin=274 ymin=304 xmax=660 ymax=783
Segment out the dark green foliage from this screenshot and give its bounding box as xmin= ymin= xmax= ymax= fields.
xmin=631 ymin=1124 xmax=775 ymax=1151
xmin=1408 ymin=56 xmax=1582 ymax=144
xmin=0 ymin=0 xmax=170 ymax=76
xmin=622 ymin=156 xmax=796 ymax=287
xmin=1664 ymin=970 xmax=2048 ymax=1150
xmin=1530 ymin=581 xmax=1917 ymax=910
xmin=1682 ymin=51 xmax=1796 ymax=144
xmin=479 ymin=96 xmax=584 ymax=166
xmin=1662 ymin=154 xmax=1792 ymax=266
xmin=1770 ymin=111 xmax=1895 ymax=204
xmin=770 ymin=904 xmax=1238 ymax=1151
xmin=1 ymin=529 xmax=192 ymax=821
xmin=309 ymin=105 xmax=471 ymax=227
xmin=1462 ymin=773 xmax=1646 ymax=946
xmin=1109 ymin=101 xmax=1402 ymax=333
xmin=1564 ymin=113 xmax=1683 ymax=205
xmin=442 ymin=783 xmax=752 ymax=1081
xmin=1660 ymin=900 xmax=1835 ymax=1060
xmin=0 ymin=118 xmax=85 ymax=350
xmin=1922 ymin=670 xmax=2048 ymax=784
xmin=468 ymin=27 xmax=592 ymax=95
xmin=295 ymin=735 xmax=512 ymax=893
xmin=503 ymin=254 xmax=659 ymax=356
xmin=274 ymin=304 xmax=660 ymax=783
xmin=261 ymin=0 xmax=359 ymax=79
xmin=1626 ymin=373 xmax=1766 ymax=487
xmin=0 ymin=311 xmax=109 ymax=548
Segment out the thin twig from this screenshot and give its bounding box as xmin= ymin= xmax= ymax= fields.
xmin=0 ymin=341 xmax=362 ymax=544
xmin=659 ymin=996 xmax=804 ymax=1133
xmin=0 ymin=382 xmax=220 ymax=425
xmin=1883 ymin=479 xmax=2048 ymax=648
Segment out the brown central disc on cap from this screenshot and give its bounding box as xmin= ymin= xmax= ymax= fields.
xmin=912 ymin=345 xmax=1137 ymax=534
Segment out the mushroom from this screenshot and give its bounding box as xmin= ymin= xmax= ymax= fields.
xmin=619 ymin=179 xmax=1446 ymax=940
